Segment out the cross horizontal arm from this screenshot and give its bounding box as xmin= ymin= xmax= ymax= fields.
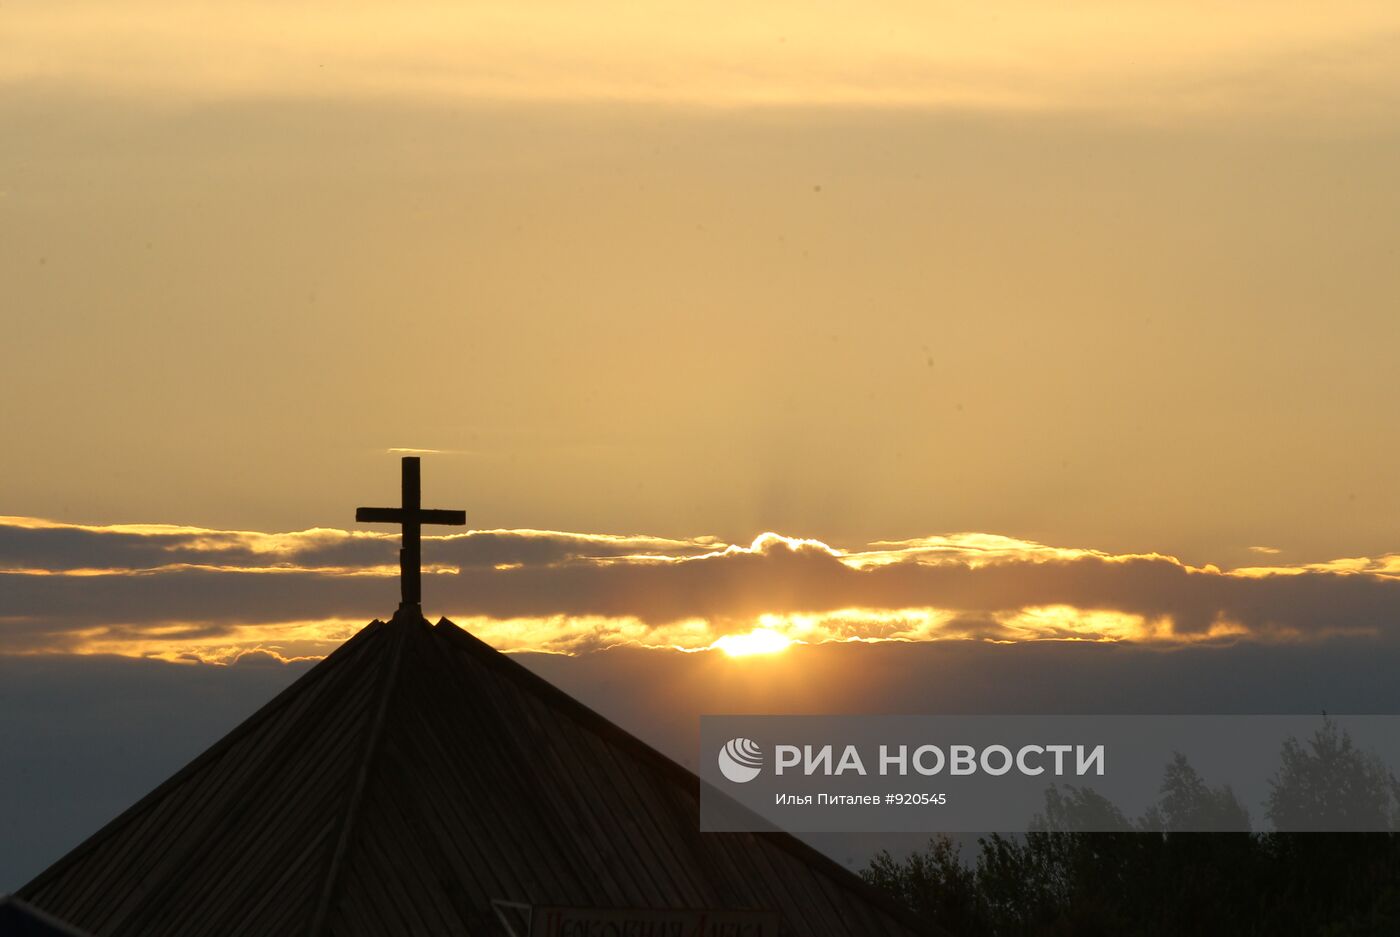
xmin=418 ymin=509 xmax=467 ymax=526
xmin=356 ymin=507 xmax=465 ymax=525
xmin=356 ymin=507 xmax=403 ymax=523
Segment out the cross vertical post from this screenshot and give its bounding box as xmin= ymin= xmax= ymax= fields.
xmin=401 ymin=456 xmax=421 ymax=607
xmin=356 ymin=456 xmax=466 ymax=613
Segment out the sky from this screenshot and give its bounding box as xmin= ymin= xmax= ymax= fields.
xmin=5 ymin=1 xmax=1400 ymax=565
xmin=4 ymin=0 xmax=1400 ymax=892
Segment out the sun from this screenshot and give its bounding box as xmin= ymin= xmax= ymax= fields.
xmin=711 ymin=627 xmax=794 ymax=658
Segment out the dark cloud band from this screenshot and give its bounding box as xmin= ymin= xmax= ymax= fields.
xmin=1 ymin=518 xmax=1397 ymax=657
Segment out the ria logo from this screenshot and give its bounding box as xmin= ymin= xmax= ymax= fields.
xmin=718 ymin=738 xmax=764 ymax=783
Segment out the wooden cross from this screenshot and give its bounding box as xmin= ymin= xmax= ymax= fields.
xmin=356 ymin=456 xmax=466 ymax=610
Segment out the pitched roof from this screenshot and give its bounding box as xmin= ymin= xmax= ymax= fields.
xmin=0 ymin=896 xmax=94 ymax=936
xmin=19 ymin=610 xmax=933 ymax=936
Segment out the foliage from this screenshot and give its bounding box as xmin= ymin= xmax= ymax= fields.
xmin=862 ymin=719 xmax=1400 ymax=936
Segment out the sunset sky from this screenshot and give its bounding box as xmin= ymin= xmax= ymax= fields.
xmin=4 ymin=0 xmax=1400 ymax=890
xmin=6 ymin=0 xmax=1400 ymax=657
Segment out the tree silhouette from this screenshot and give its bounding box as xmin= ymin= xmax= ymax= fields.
xmin=864 ymin=724 xmax=1400 ymax=936
xmin=1030 ymin=784 xmax=1133 ymax=833
xmin=1142 ymin=752 xmax=1251 ymax=833
xmin=1267 ymin=716 xmax=1397 ymax=832
xmin=864 ymin=836 xmax=988 ymax=934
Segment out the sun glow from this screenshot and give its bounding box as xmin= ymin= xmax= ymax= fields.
xmin=711 ymin=627 xmax=794 ymax=658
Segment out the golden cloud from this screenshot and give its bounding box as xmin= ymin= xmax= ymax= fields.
xmin=4 ymin=516 xmax=1400 ymax=664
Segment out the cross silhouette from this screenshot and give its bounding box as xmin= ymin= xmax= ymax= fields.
xmin=356 ymin=456 xmax=466 ymax=611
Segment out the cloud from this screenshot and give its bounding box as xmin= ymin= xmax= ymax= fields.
xmin=5 ymin=1 xmax=1400 ymax=121
xmin=228 ymin=647 xmax=316 ymax=667
xmin=0 ymin=515 xmax=710 ymax=573
xmin=3 ymin=517 xmax=1400 ymax=661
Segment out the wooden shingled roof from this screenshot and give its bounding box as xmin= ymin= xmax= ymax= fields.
xmin=0 ymin=895 xmax=94 ymax=936
xmin=19 ymin=610 xmax=934 ymax=936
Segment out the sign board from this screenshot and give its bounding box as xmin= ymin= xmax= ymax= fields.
xmin=528 ymin=906 xmax=781 ymax=937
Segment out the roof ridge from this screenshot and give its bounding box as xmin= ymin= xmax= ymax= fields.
xmin=308 ymin=609 xmax=413 ymax=936
xmin=18 ymin=621 xmax=387 ymax=906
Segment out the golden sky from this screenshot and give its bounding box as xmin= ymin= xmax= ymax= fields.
xmin=8 ymin=1 xmax=1400 ymax=115
xmin=4 ymin=1 xmax=1400 ymax=579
